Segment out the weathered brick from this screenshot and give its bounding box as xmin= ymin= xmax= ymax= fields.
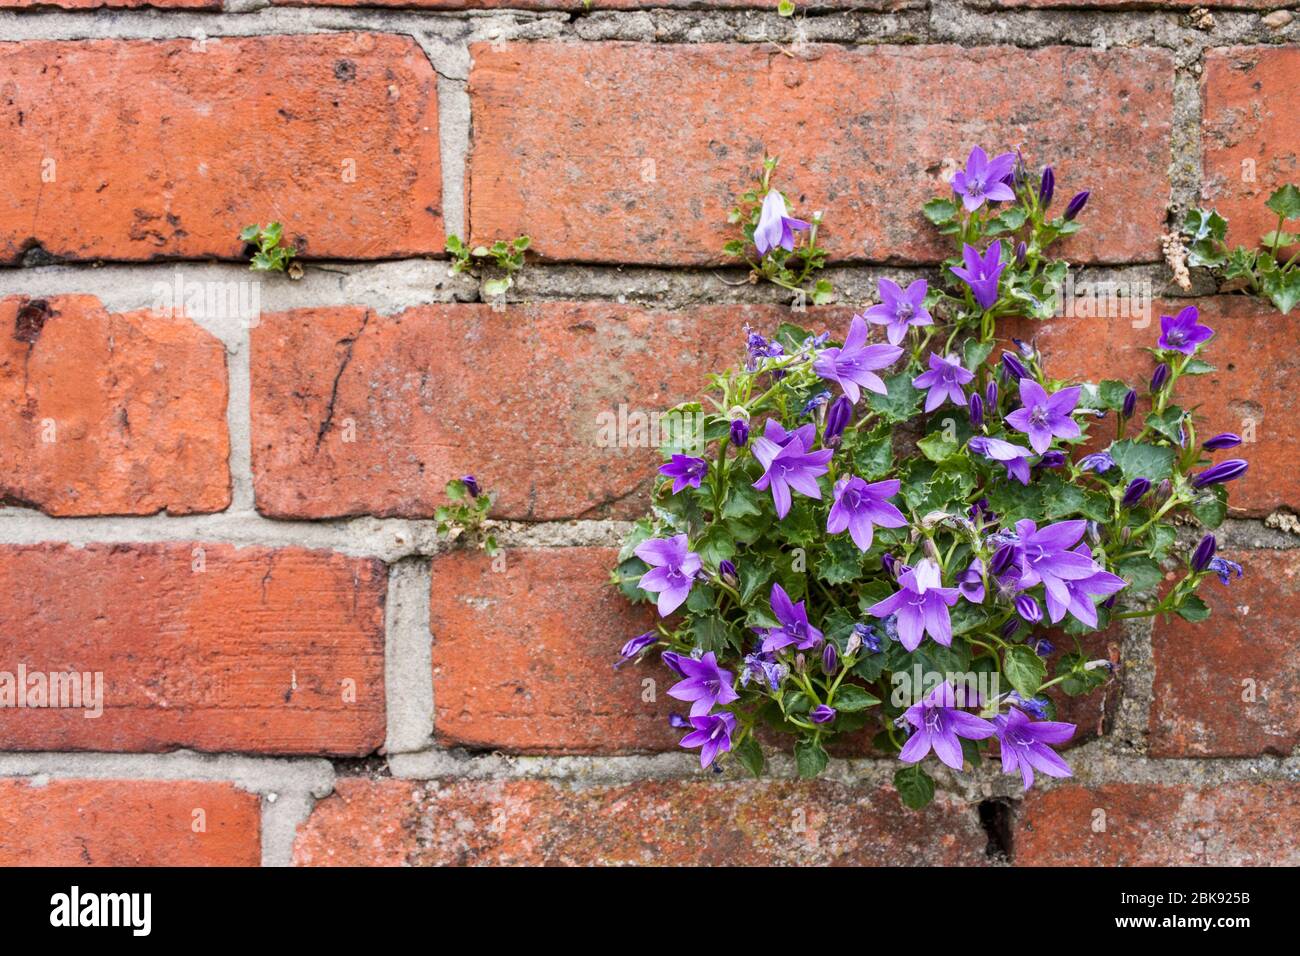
xmin=0 ymin=35 xmax=441 ymax=262
xmin=1150 ymin=548 xmax=1298 ymax=757
xmin=1005 ymin=297 xmax=1292 ymax=515
xmin=430 ymin=546 xmax=678 ymax=753
xmin=1016 ymin=782 xmax=1300 ymax=866
xmin=0 ymin=543 xmax=386 ymax=755
xmin=1203 ymin=47 xmax=1300 ymax=251
xmin=293 ymin=777 xmax=991 ymax=866
xmin=0 ymin=0 xmax=214 ymax=6
xmin=0 ymin=779 xmax=260 ymax=866
xmin=277 ymin=0 xmax=899 ymax=7
xmin=994 ymin=0 xmax=1268 ymax=7
xmin=468 ymin=43 xmax=1172 ymax=265
xmin=251 ymin=303 xmax=831 ymax=520
xmin=1 ymin=294 xmax=230 ymax=516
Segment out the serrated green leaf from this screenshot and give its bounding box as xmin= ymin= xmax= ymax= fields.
xmin=832 ymin=684 xmax=880 ymax=713
xmin=1111 ymin=440 xmax=1175 ymax=482
xmin=1003 ymin=644 xmax=1046 ymax=698
xmin=894 ymin=765 xmax=935 ymax=809
xmin=731 ymin=736 xmax=764 ymax=778
xmin=795 ymin=739 xmax=829 ymax=779
xmin=1265 ymin=183 xmax=1300 ymax=221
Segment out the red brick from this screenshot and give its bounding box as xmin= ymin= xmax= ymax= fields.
xmin=994 ymin=0 xmax=1269 ymax=7
xmin=468 ymin=43 xmax=1172 ymax=265
xmin=1016 ymin=782 xmax=1300 ymax=866
xmin=1150 ymin=548 xmax=1298 ymax=757
xmin=251 ymin=302 xmax=835 ymax=520
xmin=277 ymin=0 xmax=899 ymax=7
xmin=293 ymin=777 xmax=990 ymax=866
xmin=1 ymin=0 xmax=214 ymax=6
xmin=0 ymin=779 xmax=259 ymax=866
xmin=1006 ymin=297 xmax=1293 ymax=515
xmin=0 ymin=543 xmax=385 ymax=755
xmin=1203 ymin=47 xmax=1300 ymax=251
xmin=430 ymin=547 xmax=678 ymax=753
xmin=0 ymin=35 xmax=441 ymax=263
xmin=1 ymin=294 xmax=230 ymax=516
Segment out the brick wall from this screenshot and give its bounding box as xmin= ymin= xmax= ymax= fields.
xmin=0 ymin=2 xmax=1297 ymax=867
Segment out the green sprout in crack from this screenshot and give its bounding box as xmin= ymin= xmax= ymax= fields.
xmin=240 ymin=222 xmax=301 ymax=277
xmin=1181 ymin=183 xmax=1300 ymax=315
xmin=446 ymin=234 xmax=531 ymax=299
xmin=724 ymin=157 xmax=833 ymax=306
xmin=436 ymin=475 xmax=499 ymax=557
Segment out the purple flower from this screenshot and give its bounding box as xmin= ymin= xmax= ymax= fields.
xmin=1207 ymin=556 xmax=1243 ymax=585
xmin=1121 ymin=388 xmax=1137 ymax=418
xmin=1191 ymin=459 xmax=1248 ymax=488
xmin=898 ymin=681 xmax=996 ymax=770
xmin=864 ymin=278 xmax=932 ymax=345
xmin=867 ymin=558 xmax=962 ymax=652
xmin=753 ymin=189 xmax=810 ymax=257
xmin=969 ymin=435 xmax=1033 ymax=485
xmin=986 ymin=379 xmax=998 ymax=408
xmin=661 ymin=650 xmax=688 ymax=677
xmin=968 ymin=392 xmax=984 ymax=428
xmin=634 ymin=534 xmax=701 ymax=616
xmin=1042 ymin=543 xmax=1127 ymax=627
xmin=1121 ymin=477 xmax=1151 ymax=508
xmin=993 ymin=707 xmax=1075 ymax=789
xmin=759 ymin=582 xmax=824 ymax=654
xmin=1008 ymin=519 xmax=1102 ymax=604
xmin=1038 ymin=166 xmax=1055 ymax=208
xmin=1079 ymin=451 xmax=1115 ymax=474
xmin=668 ymin=712 xmax=689 ymax=729
xmin=1191 ymin=534 xmax=1217 ymax=573
xmin=1038 ymin=450 xmax=1067 ymax=469
xmin=1203 ymin=433 xmax=1242 ymax=451
xmin=912 ymin=353 xmax=975 ymax=412
xmin=812 ymin=314 xmax=904 ymax=404
xmin=990 ymin=542 xmax=1018 ymax=576
xmin=679 ymin=711 xmax=737 ymax=768
xmin=822 ymin=642 xmax=839 ymax=675
xmin=730 ymin=418 xmax=750 ymax=447
xmin=1005 ymin=378 xmax=1081 ymax=454
xmin=461 ymin=475 xmax=480 ymax=498
xmin=1029 ymin=636 xmax=1055 ymax=657
xmin=1063 ymin=190 xmax=1089 ymax=221
xmin=741 ymin=648 xmax=787 ymax=691
xmin=666 ymin=650 xmax=739 ymax=718
xmin=853 ymin=621 xmax=883 ymax=654
xmin=751 ymin=420 xmax=834 ymax=519
xmin=717 ymin=559 xmax=739 ymax=588
xmin=957 ymin=558 xmax=985 ymax=603
xmin=1015 ymin=594 xmax=1042 ymax=623
xmin=801 ymin=390 xmax=832 ymax=418
xmin=811 ymin=704 xmax=837 ymax=724
xmin=1001 ymin=350 xmax=1029 ymax=382
xmin=826 ymin=476 xmax=908 ymax=552
xmin=823 ymin=395 xmax=852 ymax=447
xmin=1006 ymin=692 xmax=1050 ymax=720
xmin=658 ymin=454 xmax=708 ymax=494
xmin=745 ymin=328 xmax=784 ymax=370
xmin=1157 ymin=306 xmax=1214 ymax=355
xmin=951 ymin=146 xmax=1017 ymax=212
xmin=617 ymin=631 xmax=657 ymax=666
xmin=951 ymin=242 xmax=1005 ymax=310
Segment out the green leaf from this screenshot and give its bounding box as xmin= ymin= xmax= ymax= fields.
xmin=866 ymin=372 xmax=922 ymax=424
xmin=1191 ymin=485 xmax=1228 ymax=529
xmin=1176 ymin=593 xmax=1211 ymax=623
xmin=1110 ymin=439 xmax=1175 ymax=483
xmin=1056 ymin=651 xmax=1106 ymax=696
xmin=1262 ymin=270 xmax=1300 ymax=315
xmin=483 ymin=277 xmax=512 ymax=298
xmin=1265 ymin=183 xmax=1300 ymax=221
xmin=818 ymin=536 xmax=865 ymax=586
xmin=1003 ymin=644 xmax=1047 ymax=698
xmin=731 ymin=737 xmax=764 ymax=778
xmin=893 ymin=764 xmax=935 ymax=810
xmin=1098 ymin=379 xmax=1134 ymax=412
xmin=833 ymin=684 xmax=881 ymax=713
xmin=614 ymin=557 xmax=649 ymax=602
xmin=923 ymin=198 xmax=960 ymax=225
xmin=1116 ymin=556 xmax=1162 ymax=593
xmin=738 ymin=555 xmax=776 ymax=604
xmin=851 ymin=430 xmax=894 ymax=480
xmin=917 ymin=430 xmax=959 ymax=463
xmin=1144 ymin=406 xmax=1186 ymax=444
xmin=695 ymin=524 xmax=736 ymax=566
xmin=692 ymin=614 xmax=740 ymax=655
xmin=794 ymin=739 xmax=829 ymax=779
xmin=1183 ymin=359 xmax=1216 ymax=375
xmin=963 ymin=338 xmax=995 ymax=373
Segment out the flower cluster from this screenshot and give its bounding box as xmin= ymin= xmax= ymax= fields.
xmin=613 ymin=147 xmax=1246 ymax=807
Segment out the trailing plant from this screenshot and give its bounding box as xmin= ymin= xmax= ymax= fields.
xmin=447 ymin=234 xmax=531 ymax=298
xmin=724 ymin=157 xmax=833 ymax=306
xmin=612 ymin=146 xmax=1247 ymax=807
xmin=1180 ymin=184 xmax=1300 ymax=315
xmin=240 ymin=222 xmax=300 ymax=276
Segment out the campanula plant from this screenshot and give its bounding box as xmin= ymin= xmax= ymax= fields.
xmin=612 ymin=147 xmax=1247 ymax=808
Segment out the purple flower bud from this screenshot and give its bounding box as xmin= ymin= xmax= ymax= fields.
xmin=1063 ymin=190 xmax=1089 ymax=221
xmin=617 ymin=631 xmax=657 ymax=665
xmin=1015 ymin=594 xmax=1043 ymax=623
xmin=718 ymin=559 xmax=738 ymax=589
xmin=1203 ymin=433 xmax=1242 ymax=451
xmin=1014 ymin=241 xmax=1027 ymax=266
xmin=730 ymin=418 xmax=750 ymax=447
xmin=1121 ymin=477 xmax=1151 ymax=508
xmin=461 ymin=474 xmax=480 ymax=498
xmin=1013 ymin=338 xmax=1036 ymax=360
xmin=1039 ymin=450 xmax=1066 ymax=469
xmin=824 ymin=394 xmax=852 ymax=447
xmin=1191 ymin=534 xmax=1217 ymax=573
xmin=1156 ymin=478 xmax=1172 ymax=501
xmin=853 ymin=622 xmax=882 ymax=654
xmin=881 ymin=553 xmax=898 ymax=578
xmin=668 ymin=712 xmax=689 ymax=729
xmin=811 ymin=704 xmax=837 ymax=724
xmin=1001 ymin=350 xmax=1029 ymax=381
xmin=1030 ymin=636 xmax=1055 ymax=657
xmin=1001 ymin=618 xmax=1021 ymax=639
xmin=1121 ymin=388 xmax=1137 ymax=418
xmin=1191 ymin=459 xmax=1249 ymax=488
xmin=1038 ymin=166 xmax=1055 ymax=208
xmin=822 ymin=642 xmax=839 ymax=676
xmin=985 ymin=380 xmax=998 ymax=408
xmin=968 ymin=392 xmax=984 ymax=428
xmin=661 ymin=650 xmax=688 ymax=677
xmin=1150 ymin=362 xmax=1170 ymax=392
xmin=990 ymin=542 xmax=1017 ymax=576
xmin=794 ymin=653 xmax=806 ymax=674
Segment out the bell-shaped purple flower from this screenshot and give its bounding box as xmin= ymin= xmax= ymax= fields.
xmin=951 ymin=146 xmax=1017 ymax=212
xmin=864 ymin=278 xmax=932 ymax=345
xmin=1079 ymin=451 xmax=1115 ymax=474
xmin=678 ymin=711 xmax=737 ymax=768
xmin=867 ymin=559 xmax=962 ymax=652
xmin=1005 ymin=378 xmax=1081 ymax=454
xmin=957 ymin=558 xmax=985 ymax=603
xmin=751 ymin=420 xmax=834 ymax=519
xmin=826 ymin=476 xmax=907 ymax=552
xmin=759 ymin=582 xmax=824 ymax=654
xmin=616 ymin=631 xmax=657 ymax=666
xmin=658 ymin=454 xmax=708 ymax=494
xmin=1042 ymin=543 xmax=1127 ymax=627
xmin=993 ymin=707 xmax=1075 ymax=789
xmin=969 ymin=435 xmax=1033 ymax=485
xmin=913 ymin=353 xmax=975 ymax=413
xmin=951 ymin=242 xmax=1005 ymax=310
xmin=666 ymin=650 xmax=739 ymax=718
xmin=968 ymin=392 xmax=984 ymax=428
xmin=812 ymin=314 xmax=904 ymax=404
xmin=1157 ymin=306 xmax=1214 ymax=355
xmin=1121 ymin=388 xmax=1137 ymax=418
xmin=1001 ymin=350 xmax=1029 ymax=382
xmin=461 ymin=475 xmax=480 ymax=498
xmin=753 ymin=189 xmax=810 ymax=257
xmin=634 ymin=534 xmax=701 ymax=616
xmin=898 ymin=681 xmax=996 ymax=770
